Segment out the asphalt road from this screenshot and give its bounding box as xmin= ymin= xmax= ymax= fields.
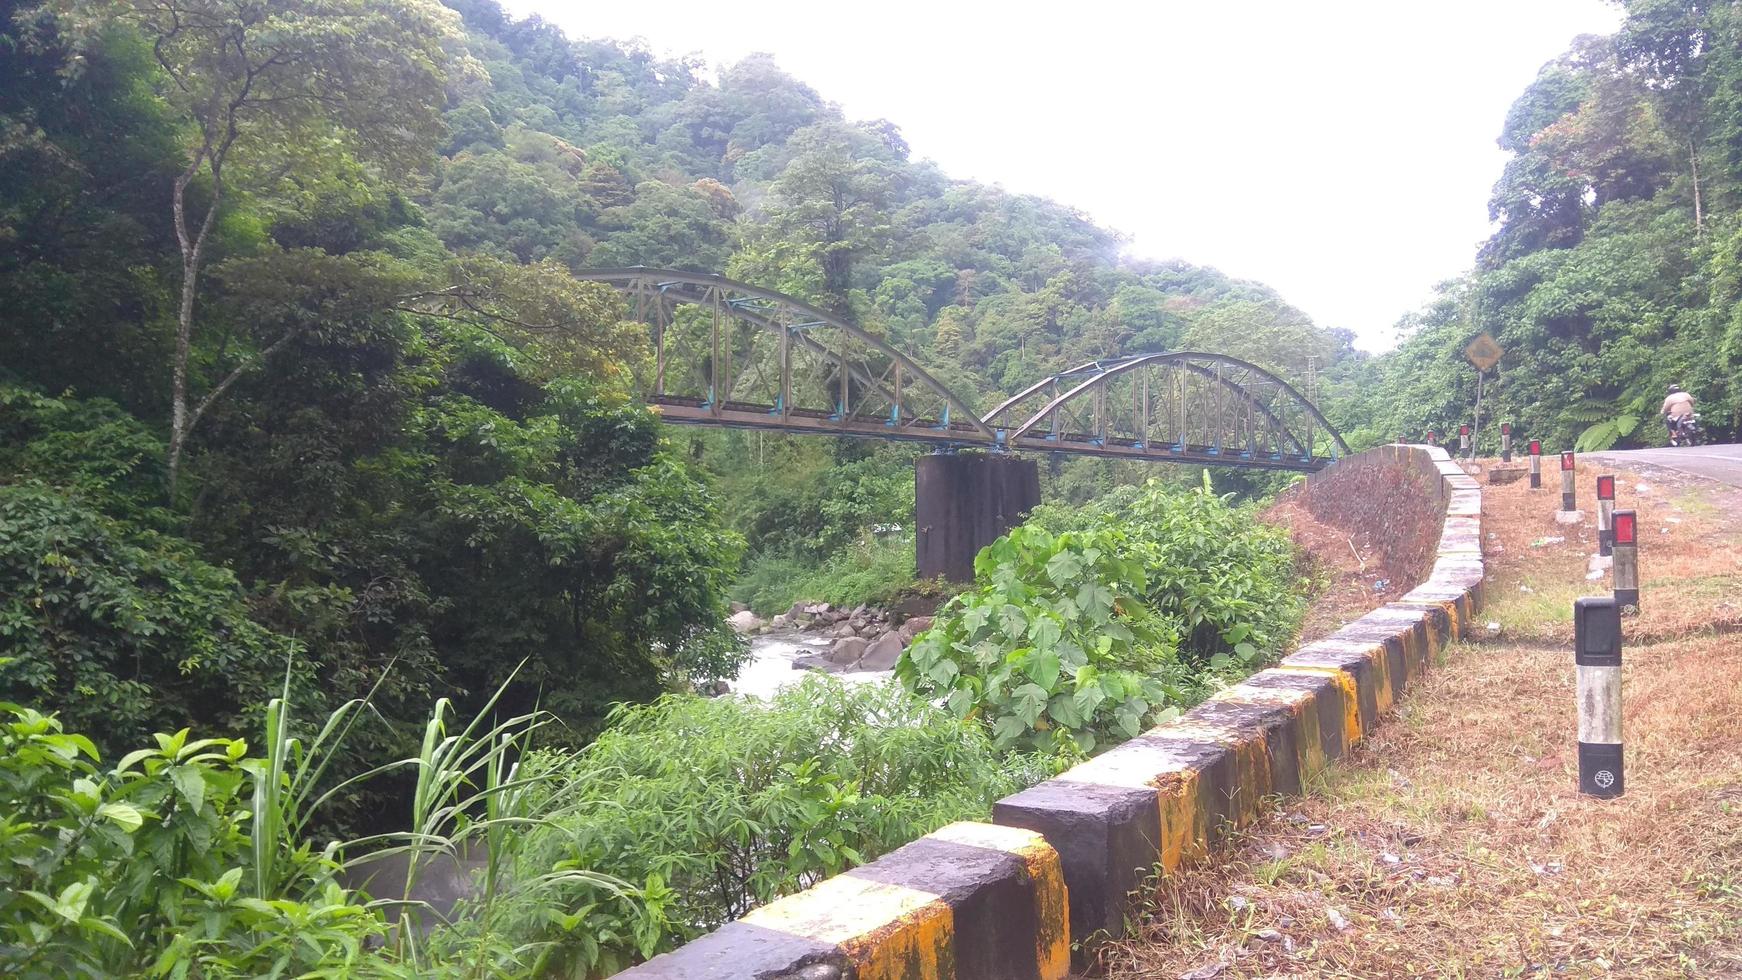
xmin=1587 ymin=443 xmax=1742 ymax=488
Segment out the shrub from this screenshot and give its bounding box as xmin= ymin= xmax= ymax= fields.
xmin=0 ymin=675 xmax=664 ymax=979
xmin=493 ymin=677 xmax=1051 ymax=965
xmin=733 ymin=535 xmax=936 ymax=616
xmin=0 ymin=483 xmax=310 ymax=753
xmin=1034 ymin=475 xmax=1305 ymax=667
xmin=897 ymin=525 xmax=1188 ymax=754
xmin=899 ymin=476 xmax=1305 ymax=755
xmin=0 ymin=702 xmax=392 ymax=978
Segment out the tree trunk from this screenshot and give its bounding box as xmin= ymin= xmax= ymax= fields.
xmin=166 ymin=140 xmax=226 ymax=493
xmin=1691 ymin=139 xmax=1704 ymax=235
xmin=167 ymin=173 xmax=200 ymax=493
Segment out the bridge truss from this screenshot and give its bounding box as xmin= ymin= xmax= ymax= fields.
xmin=578 ymin=268 xmax=1348 ymax=472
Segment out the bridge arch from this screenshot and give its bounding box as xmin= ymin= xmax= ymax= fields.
xmin=985 ymin=352 xmax=1350 ymax=465
xmin=575 ymin=267 xmax=995 ymax=442
xmin=581 ymin=269 xmax=1346 ymax=471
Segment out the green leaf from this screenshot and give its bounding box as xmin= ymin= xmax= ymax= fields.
xmin=1012 ymin=683 xmax=1050 ymax=726
xmin=1076 ymin=581 xmax=1114 ymax=621
xmin=991 ymin=714 xmax=1028 ymax=748
xmin=79 ymin=916 xmax=134 ymax=947
xmin=48 ymin=879 xmax=95 ymax=923
xmin=1044 ymin=550 xmax=1082 ymax=586
xmin=945 ymin=688 xmax=975 ymax=718
xmin=212 ymin=867 xmax=243 ymax=901
xmin=927 ymin=658 xmax=960 ymax=687
xmin=1046 ymin=695 xmax=1083 ymax=730
xmin=97 ymin=801 xmax=144 ymax=832
xmin=169 ymin=764 xmax=205 ymax=813
xmin=1114 ymin=704 xmax=1143 ymax=739
xmin=1027 ymin=651 xmax=1061 ymax=690
xmin=1073 ymin=683 xmax=1107 ymax=719
xmin=1027 ymin=615 xmax=1062 ymax=653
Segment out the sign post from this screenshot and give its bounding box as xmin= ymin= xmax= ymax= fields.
xmin=1613 ymin=509 xmax=1640 ymax=612
xmin=1501 ymin=422 xmax=1512 ymax=463
xmin=1560 ymin=451 xmax=1577 ymax=512
xmin=1465 ymin=332 xmax=1503 ymax=455
xmin=1575 ymin=597 xmax=1624 ymax=799
xmin=1529 ymin=440 xmax=1542 ymax=489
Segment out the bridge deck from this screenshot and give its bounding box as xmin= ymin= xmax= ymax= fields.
xmin=652 ymin=398 xmax=1337 ymax=471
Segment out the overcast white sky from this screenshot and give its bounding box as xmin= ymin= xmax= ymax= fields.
xmin=508 ymin=1 xmax=1621 ymax=350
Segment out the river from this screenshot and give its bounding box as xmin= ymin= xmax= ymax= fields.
xmin=731 ymin=629 xmax=896 ymax=699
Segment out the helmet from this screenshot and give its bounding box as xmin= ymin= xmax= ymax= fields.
xmin=1668 ymin=384 xmax=1683 ymax=394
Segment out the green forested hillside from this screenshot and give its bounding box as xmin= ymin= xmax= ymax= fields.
xmin=0 ymin=0 xmax=1348 ymax=805
xmin=1333 ymin=0 xmax=1742 ymax=453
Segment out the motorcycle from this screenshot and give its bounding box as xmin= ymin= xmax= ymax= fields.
xmin=1668 ymin=413 xmax=1705 ymax=447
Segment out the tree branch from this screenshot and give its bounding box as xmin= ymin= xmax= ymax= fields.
xmin=185 ymin=327 xmax=299 ymax=433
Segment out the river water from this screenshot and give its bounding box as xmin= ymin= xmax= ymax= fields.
xmin=731 ymin=630 xmax=896 ymax=699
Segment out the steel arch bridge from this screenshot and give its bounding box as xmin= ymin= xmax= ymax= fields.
xmin=578 ymin=268 xmax=1349 ymax=472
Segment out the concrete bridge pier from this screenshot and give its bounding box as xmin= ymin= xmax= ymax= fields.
xmin=915 ymin=452 xmax=1040 ymax=584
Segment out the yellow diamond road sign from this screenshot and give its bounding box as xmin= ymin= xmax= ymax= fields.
xmin=1465 ymin=332 xmax=1503 ymax=372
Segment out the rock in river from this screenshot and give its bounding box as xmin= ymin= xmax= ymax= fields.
xmin=827 ymin=636 xmax=869 ymax=665
xmin=856 ymin=632 xmax=906 ymax=671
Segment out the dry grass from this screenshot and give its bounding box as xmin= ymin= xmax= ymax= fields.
xmin=1263 ymin=495 xmax=1412 ymax=644
xmin=1478 ymin=463 xmax=1742 ymax=646
xmin=1102 ymin=460 xmax=1742 ymax=979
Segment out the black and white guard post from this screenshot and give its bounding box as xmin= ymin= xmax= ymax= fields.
xmin=1459 ymin=423 xmax=1471 ymax=458
xmin=1612 ymin=508 xmax=1640 ymax=612
xmin=1559 ymin=451 xmax=1577 ymax=512
xmin=1575 ymin=596 xmax=1624 ymax=799
xmin=1529 ymin=440 xmax=1542 ymax=489
xmin=1596 ymin=474 xmax=1616 ymax=557
xmin=1501 ymin=422 xmax=1513 ymax=462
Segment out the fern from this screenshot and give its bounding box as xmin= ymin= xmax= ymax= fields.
xmin=1562 ymin=402 xmax=1616 ymax=424
xmin=1573 ymin=409 xmax=1643 ymax=453
xmin=1576 ymin=420 xmax=1621 ymax=452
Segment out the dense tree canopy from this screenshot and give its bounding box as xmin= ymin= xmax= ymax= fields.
xmin=1332 ymin=1 xmax=1742 ymax=453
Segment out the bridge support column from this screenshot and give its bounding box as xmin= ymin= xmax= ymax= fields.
xmin=915 ymin=453 xmax=1040 ymax=584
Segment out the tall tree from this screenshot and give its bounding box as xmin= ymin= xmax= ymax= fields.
xmin=26 ymin=0 xmax=465 ymax=489
xmin=761 ymin=122 xmax=900 ymax=312
xmin=1614 ymin=0 xmax=1716 ymax=230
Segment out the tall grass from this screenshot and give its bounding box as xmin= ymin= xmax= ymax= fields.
xmin=246 ymin=665 xmax=652 ymax=976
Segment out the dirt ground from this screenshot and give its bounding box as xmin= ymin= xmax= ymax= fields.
xmin=1104 ymin=461 xmax=1742 ymax=979
xmin=1262 ymin=495 xmax=1413 ymax=645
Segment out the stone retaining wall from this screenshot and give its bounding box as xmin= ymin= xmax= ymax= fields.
xmin=620 ymin=444 xmax=1482 ymax=979
xmin=1298 ymin=442 xmax=1450 ymax=587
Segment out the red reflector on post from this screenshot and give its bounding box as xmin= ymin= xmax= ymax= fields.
xmin=1560 ymin=451 xmax=1576 ymax=471
xmin=1529 ymin=440 xmax=1541 ymax=455
xmin=1614 ymin=510 xmax=1637 ymax=544
xmin=1460 ymin=424 xmax=1470 ymax=436
xmin=1502 ymin=422 xmax=1512 ymax=435
xmin=1597 ymin=475 xmax=1615 ymax=500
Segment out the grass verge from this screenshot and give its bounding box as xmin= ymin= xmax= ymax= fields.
xmin=1100 ymin=461 xmax=1742 ymax=978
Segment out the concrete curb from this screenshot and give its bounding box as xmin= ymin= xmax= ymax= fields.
xmin=619 ymin=822 xmax=1070 ymax=979
xmin=618 ymin=444 xmax=1481 ymax=977
xmin=993 ymin=444 xmax=1482 ymax=959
